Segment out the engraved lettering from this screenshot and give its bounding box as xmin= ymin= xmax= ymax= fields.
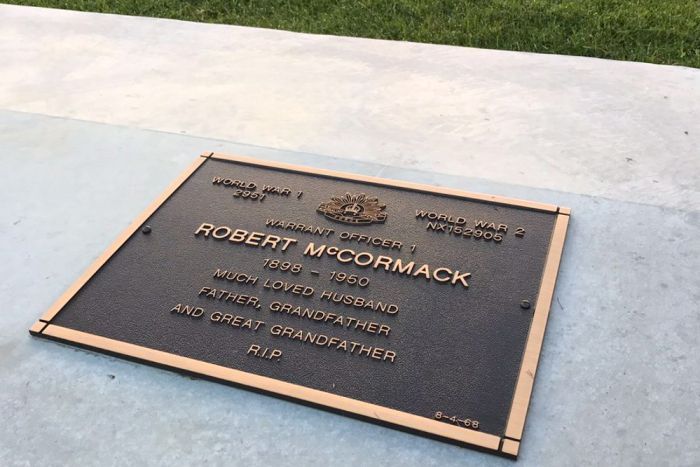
xmin=303 ymin=243 xmax=471 ymax=289
xmin=170 ymin=303 xmax=204 ymax=318
xmin=198 ymin=287 xmax=261 ymax=308
xmin=338 ymin=231 xmax=402 ymax=250
xmin=248 ymin=344 xmax=283 ymax=361
xmin=265 ymin=219 xmax=335 ymax=238
xmin=304 ymin=242 xmax=327 ymax=257
xmin=195 ymin=223 xmax=298 ymax=252
xmin=194 ymin=222 xmax=215 ymax=236
xmin=213 ymin=269 xmax=259 ymax=286
xmin=432 ymin=267 xmax=452 ymax=282
xmin=262 ymin=279 xmax=314 ymax=297
xmin=261 ymin=185 xmax=292 ymax=196
xmin=270 ymin=325 xmax=396 ymax=363
xmin=210 ymin=311 xmax=265 ymax=331
xmin=415 ymin=210 xmax=467 ymax=225
xmin=212 ymin=177 xmax=256 ymax=190
xmin=320 ymin=291 xmax=399 ymax=315
xmin=269 ymin=301 xmax=391 ymax=336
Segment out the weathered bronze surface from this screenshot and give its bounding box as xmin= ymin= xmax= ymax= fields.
xmin=30 ymin=152 xmax=570 ymax=457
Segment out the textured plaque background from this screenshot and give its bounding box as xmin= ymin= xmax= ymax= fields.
xmin=33 ymin=154 xmax=568 ymax=455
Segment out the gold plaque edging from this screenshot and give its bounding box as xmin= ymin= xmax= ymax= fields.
xmin=29 ymin=151 xmax=571 ymax=457
xmin=37 ymin=324 xmax=501 ymax=451
xmin=501 ymin=438 xmax=520 ymax=457
xmin=505 ymin=212 xmax=570 ymax=440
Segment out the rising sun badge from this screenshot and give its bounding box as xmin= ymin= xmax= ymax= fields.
xmin=317 ymin=193 xmax=387 ymax=225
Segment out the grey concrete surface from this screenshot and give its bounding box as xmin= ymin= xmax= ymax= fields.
xmin=0 ymin=4 xmax=698 ymax=211
xmin=1 ymin=111 xmax=699 ymax=466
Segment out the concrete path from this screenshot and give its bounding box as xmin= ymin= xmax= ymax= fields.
xmin=1 ymin=5 xmax=698 ymax=210
xmin=0 ymin=5 xmax=698 ymax=467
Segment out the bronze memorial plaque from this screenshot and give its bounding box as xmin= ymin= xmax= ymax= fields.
xmin=30 ymin=152 xmax=570 ymax=457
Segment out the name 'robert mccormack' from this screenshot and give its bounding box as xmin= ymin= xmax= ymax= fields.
xmin=194 ymin=223 xmax=471 ymax=289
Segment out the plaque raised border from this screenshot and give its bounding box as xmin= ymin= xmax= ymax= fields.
xmin=30 ymin=152 xmax=570 ymax=457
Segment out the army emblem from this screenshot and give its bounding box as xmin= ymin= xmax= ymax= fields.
xmin=317 ymin=193 xmax=387 ymax=225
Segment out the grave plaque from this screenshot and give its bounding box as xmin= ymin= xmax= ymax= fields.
xmin=30 ymin=152 xmax=570 ymax=457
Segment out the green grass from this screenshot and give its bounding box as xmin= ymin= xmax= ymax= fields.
xmin=6 ymin=0 xmax=700 ymax=67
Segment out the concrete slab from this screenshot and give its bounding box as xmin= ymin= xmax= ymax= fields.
xmin=0 ymin=5 xmax=698 ymax=211
xmin=1 ymin=110 xmax=698 ymax=466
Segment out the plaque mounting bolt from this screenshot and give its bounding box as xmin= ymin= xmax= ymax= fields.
xmin=520 ymin=300 xmax=531 ymax=310
xmin=141 ymin=225 xmax=152 ymax=234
